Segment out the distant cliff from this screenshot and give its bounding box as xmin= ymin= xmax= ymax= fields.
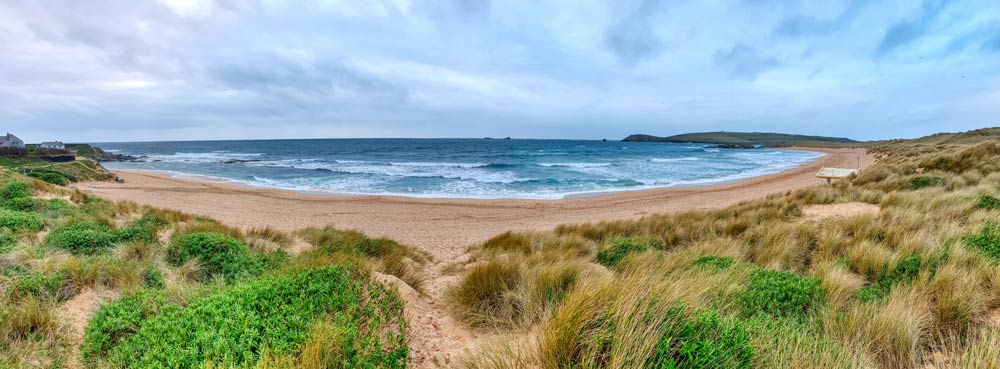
xmin=622 ymin=131 xmax=856 ymax=148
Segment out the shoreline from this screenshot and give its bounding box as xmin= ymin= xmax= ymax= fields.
xmin=80 ymin=147 xmax=873 ymax=260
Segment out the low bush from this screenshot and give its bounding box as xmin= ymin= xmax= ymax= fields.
xmin=81 ymin=289 xmax=172 ymax=363
xmin=45 ymin=221 xmax=118 ymax=254
xmin=907 ymin=176 xmax=944 ymax=190
xmin=115 ymin=214 xmax=167 ymax=244
xmin=855 ymin=254 xmax=923 ymax=302
xmin=9 ymin=271 xmax=68 ymax=302
xmin=0 ymin=181 xmax=30 ymax=200
xmin=595 ymin=236 xmax=662 ymax=267
xmin=647 ymin=306 xmax=754 ymax=369
xmin=25 ymin=169 xmax=73 ymax=186
xmin=978 ymin=195 xmax=1000 ymax=210
xmin=167 ymin=232 xmax=255 ymax=281
xmin=693 ymin=255 xmax=735 ymax=270
xmin=90 ymin=267 xmax=407 ymax=369
xmin=142 ymin=267 xmax=164 ymax=289
xmin=0 ymin=209 xmax=44 ymax=232
xmin=739 ymin=269 xmax=823 ymax=317
xmin=0 ymin=228 xmax=15 ymax=254
xmin=1 ymin=196 xmax=46 ymax=212
xmin=964 ymin=223 xmax=1000 ymax=259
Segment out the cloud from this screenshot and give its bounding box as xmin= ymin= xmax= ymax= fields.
xmin=603 ymin=0 xmax=665 ymax=65
xmin=875 ymin=0 xmax=952 ymax=56
xmin=774 ymin=0 xmax=866 ymax=37
xmin=1 ymin=0 xmax=999 ymax=142
xmin=983 ymin=31 xmax=1000 ymax=52
xmin=714 ymin=44 xmax=779 ymax=80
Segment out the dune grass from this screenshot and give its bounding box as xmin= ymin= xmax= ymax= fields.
xmin=449 ymin=137 xmax=1000 ymax=368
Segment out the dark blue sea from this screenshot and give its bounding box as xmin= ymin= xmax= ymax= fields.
xmin=95 ymin=139 xmax=821 ymax=199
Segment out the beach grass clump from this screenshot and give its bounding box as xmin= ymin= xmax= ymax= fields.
xmin=963 ymin=222 xmax=1000 ymax=259
xmin=738 ymin=269 xmax=823 ymax=318
xmin=447 ymin=259 xmax=525 ymax=328
xmin=45 ymin=220 xmax=118 ymax=255
xmin=482 ymin=231 xmax=533 ymax=254
xmin=539 ymin=276 xmax=753 ymax=369
xmin=89 ymin=266 xmax=407 ymax=369
xmin=166 ymin=232 xmax=255 ymax=281
xmin=595 ymin=236 xmax=662 ymax=268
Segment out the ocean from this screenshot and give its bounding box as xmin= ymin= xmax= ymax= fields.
xmin=95 ymin=139 xmax=822 ymax=199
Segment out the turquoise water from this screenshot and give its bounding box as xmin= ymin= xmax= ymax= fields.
xmin=96 ymin=139 xmax=821 ymax=199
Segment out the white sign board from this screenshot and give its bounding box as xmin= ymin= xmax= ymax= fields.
xmin=816 ymin=167 xmax=858 ymax=179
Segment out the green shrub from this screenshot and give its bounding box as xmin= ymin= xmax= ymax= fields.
xmin=595 ymin=236 xmax=663 ymax=267
xmin=964 ymin=223 xmax=1000 ymax=260
xmin=908 ymin=176 xmax=944 ymax=190
xmin=739 ymin=269 xmax=823 ymax=317
xmin=92 ymin=267 xmax=407 ymax=369
xmin=977 ymin=195 xmax=1000 ymax=210
xmin=26 ymin=169 xmax=72 ymax=186
xmin=694 ymin=256 xmax=734 ymax=270
xmin=1 ymin=196 xmax=46 ymax=212
xmin=115 ymin=214 xmax=167 ymax=244
xmin=0 ymin=209 xmax=44 ymax=232
xmin=45 ymin=221 xmax=117 ymax=254
xmin=0 ymin=228 xmax=15 ymax=254
xmin=9 ymin=271 xmax=68 ymax=302
xmin=81 ymin=289 xmax=172 ymax=364
xmin=0 ymin=181 xmax=31 ymax=200
xmin=647 ymin=306 xmax=754 ymax=369
xmin=167 ymin=232 xmax=255 ymax=281
xmin=142 ymin=267 xmax=164 ymax=289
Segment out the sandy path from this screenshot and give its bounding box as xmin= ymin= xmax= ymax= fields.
xmin=79 ymin=148 xmax=871 ymax=260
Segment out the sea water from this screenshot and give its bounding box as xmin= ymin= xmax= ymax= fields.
xmin=96 ymin=139 xmax=822 ymax=199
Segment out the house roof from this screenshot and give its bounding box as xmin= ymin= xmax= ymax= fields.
xmin=0 ymin=133 xmax=21 ymax=142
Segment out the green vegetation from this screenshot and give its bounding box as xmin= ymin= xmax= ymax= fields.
xmin=85 ymin=267 xmax=407 ymax=369
xmin=739 ymin=269 xmax=823 ymax=317
xmin=977 ymin=195 xmax=1000 ymax=210
xmin=595 ymin=236 xmax=661 ymax=267
xmin=452 ymin=131 xmax=1000 ymax=369
xmin=693 ymin=255 xmax=734 ymax=269
xmin=964 ymin=223 xmax=1000 ymax=259
xmin=907 ymin=176 xmax=944 ymax=190
xmin=0 ymin=169 xmax=417 ymax=368
xmin=45 ymin=221 xmax=118 ymax=254
xmin=623 ymin=131 xmax=857 ymax=147
xmin=166 ymin=232 xmax=256 ymax=281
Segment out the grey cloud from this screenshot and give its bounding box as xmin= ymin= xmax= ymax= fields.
xmin=603 ymin=0 xmax=665 ymax=65
xmin=714 ymin=44 xmax=779 ymax=80
xmin=875 ymin=0 xmax=952 ymax=56
xmin=774 ymin=0 xmax=866 ymax=37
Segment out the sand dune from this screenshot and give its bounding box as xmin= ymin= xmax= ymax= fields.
xmin=79 ymin=147 xmax=872 ymax=260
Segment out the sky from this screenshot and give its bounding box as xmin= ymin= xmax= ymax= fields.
xmin=1 ymin=0 xmax=998 ymax=143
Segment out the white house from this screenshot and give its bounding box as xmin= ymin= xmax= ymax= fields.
xmin=0 ymin=133 xmax=24 ymax=148
xmin=40 ymin=141 xmax=65 ymax=150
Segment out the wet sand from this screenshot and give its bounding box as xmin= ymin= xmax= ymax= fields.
xmin=79 ymin=147 xmax=872 ymax=260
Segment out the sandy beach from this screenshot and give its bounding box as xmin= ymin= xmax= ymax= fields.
xmin=79 ymin=147 xmax=872 ymax=260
